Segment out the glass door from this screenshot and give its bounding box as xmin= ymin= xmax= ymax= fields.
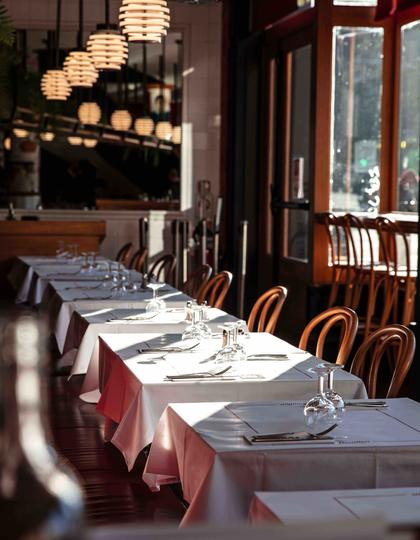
xmin=272 ymin=34 xmax=313 ymax=280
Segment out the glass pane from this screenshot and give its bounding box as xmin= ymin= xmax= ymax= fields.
xmin=334 ymin=1 xmax=377 ymax=5
xmin=285 ymin=209 xmax=309 ymax=262
xmin=288 ymin=44 xmax=312 ymax=202
xmin=330 ymin=27 xmax=384 ymax=213
xmin=397 ymin=20 xmax=420 ymax=213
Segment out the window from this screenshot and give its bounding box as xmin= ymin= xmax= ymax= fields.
xmin=330 ymin=26 xmax=384 ymax=213
xmin=396 ymin=20 xmax=420 ymax=213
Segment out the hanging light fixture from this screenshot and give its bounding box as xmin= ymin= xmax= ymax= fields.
xmin=40 ymin=132 xmax=55 ymax=142
xmin=63 ymin=0 xmax=98 ymax=88
xmin=41 ymin=0 xmax=71 ymax=100
xmin=135 ymin=117 xmax=154 ymax=136
xmin=154 ymin=38 xmax=172 ymax=140
xmin=83 ymin=138 xmax=98 ymax=148
xmin=87 ymin=1 xmax=128 ymax=71
xmin=110 ymin=67 xmax=132 ymax=131
xmin=13 ymin=120 xmax=29 ymax=138
xmin=155 ymin=121 xmax=172 ymax=140
xmin=68 ymin=136 xmax=83 ymax=145
xmin=111 ymin=109 xmax=132 ymax=131
xmin=119 ymin=0 xmax=170 ymax=43
xmin=41 ymin=70 xmax=72 ymax=100
xmin=78 ymin=102 xmax=102 ymax=125
xmin=172 ymin=125 xmax=181 ymax=144
xmin=135 ymin=44 xmax=154 ymax=136
xmin=3 ymin=136 xmax=11 ymax=150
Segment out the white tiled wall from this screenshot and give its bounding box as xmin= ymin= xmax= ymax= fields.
xmin=4 ymin=0 xmax=222 ymax=222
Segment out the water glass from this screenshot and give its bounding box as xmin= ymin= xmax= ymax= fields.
xmin=145 ymin=282 xmax=166 ymax=313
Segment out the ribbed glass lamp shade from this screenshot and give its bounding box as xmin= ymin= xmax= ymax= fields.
xmin=110 ymin=109 xmax=132 ymax=131
xmin=134 ymin=117 xmax=154 ymax=136
xmin=86 ymin=29 xmax=128 ymax=70
xmin=41 ymin=69 xmax=72 ymax=100
xmin=63 ymin=51 xmax=99 ymax=88
xmin=67 ymin=136 xmax=83 ymax=146
xmin=172 ymin=125 xmax=181 ymax=144
xmin=155 ymin=121 xmax=172 ymax=141
xmin=83 ymin=138 xmax=98 ymax=148
xmin=40 ymin=132 xmax=55 ymax=142
xmin=78 ymin=102 xmax=102 ymax=125
xmin=119 ymin=0 xmax=170 ymax=43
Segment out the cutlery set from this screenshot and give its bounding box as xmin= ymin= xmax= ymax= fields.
xmin=165 ymin=366 xmax=232 ymax=381
xmin=246 ymin=424 xmax=338 ymax=444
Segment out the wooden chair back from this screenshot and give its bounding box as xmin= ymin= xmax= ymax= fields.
xmin=115 ymin=242 xmax=133 ymax=266
xmin=299 ymin=306 xmax=359 ymax=366
xmin=182 ymin=264 xmax=212 ymax=299
xmin=247 ymin=286 xmax=288 ymax=334
xmin=197 ymin=271 xmax=233 ymax=310
xmin=129 ymin=247 xmax=148 ymax=273
xmin=350 ymin=324 xmax=415 ymax=398
xmin=323 ymin=213 xmax=351 ymax=308
xmin=149 ymin=254 xmax=177 ymax=284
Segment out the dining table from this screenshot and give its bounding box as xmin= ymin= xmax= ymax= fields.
xmin=248 ymin=487 xmax=420 ymax=528
xmin=142 ymin=398 xmax=420 ymax=526
xmin=66 ymin=305 xmax=237 ymax=402
xmin=96 ymin=332 xmax=367 ymax=471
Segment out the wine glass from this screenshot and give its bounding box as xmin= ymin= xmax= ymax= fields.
xmin=303 ymin=365 xmax=337 ymax=433
xmin=146 ymin=282 xmax=166 ymax=313
xmin=318 ymin=362 xmax=346 ymax=419
xmin=89 ymin=252 xmax=99 ymax=270
xmin=196 ymin=307 xmax=212 ymax=338
xmin=80 ymin=253 xmax=91 ymax=273
xmin=56 ymin=241 xmax=66 ymax=258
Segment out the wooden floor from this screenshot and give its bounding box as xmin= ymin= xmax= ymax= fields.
xmin=49 ymin=375 xmax=186 ymax=527
xmin=1 ymin=299 xmax=185 ymax=528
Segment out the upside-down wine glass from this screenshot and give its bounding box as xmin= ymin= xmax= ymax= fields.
xmin=146 ymin=281 xmax=166 ymax=312
xmin=303 ymin=365 xmax=337 ymax=432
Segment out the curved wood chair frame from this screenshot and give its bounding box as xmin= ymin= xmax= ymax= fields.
xmin=148 ymin=254 xmax=177 ymax=284
xmin=129 ymin=247 xmax=148 ymax=273
xmin=197 ymin=271 xmax=233 ymax=310
xmin=247 ymin=286 xmax=288 ymax=334
xmin=299 ymin=306 xmax=359 ymax=367
xmin=350 ymin=324 xmax=415 ymax=398
xmin=115 ymin=242 xmax=133 ymax=267
xmin=182 ymin=264 xmax=212 ymax=299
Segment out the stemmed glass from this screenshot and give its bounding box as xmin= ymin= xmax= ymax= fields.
xmin=146 ymin=282 xmax=166 ymax=313
xmin=303 ymin=365 xmax=337 ymax=432
xmin=80 ymin=253 xmax=91 ymax=273
xmin=319 ymin=362 xmax=346 ymax=419
xmin=56 ymin=241 xmax=66 ymax=258
xmin=88 ymin=252 xmax=99 ymax=270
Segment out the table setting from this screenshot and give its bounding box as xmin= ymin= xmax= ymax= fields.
xmin=95 ymin=329 xmax=366 ymax=471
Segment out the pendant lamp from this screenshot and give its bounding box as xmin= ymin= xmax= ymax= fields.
xmin=134 ymin=44 xmax=154 ymax=136
xmin=111 ymin=109 xmax=132 ymax=131
xmin=3 ymin=136 xmax=11 ymax=150
xmin=119 ymin=0 xmax=170 ymax=43
xmin=155 ymin=121 xmax=172 ymax=140
xmin=78 ymin=101 xmax=102 ymax=125
xmin=41 ymin=0 xmax=71 ymax=100
xmin=110 ymin=68 xmax=132 ymax=131
xmin=83 ymin=138 xmax=98 ymax=148
xmin=40 ymin=132 xmax=55 ymax=142
xmin=63 ymin=0 xmax=98 ymax=88
xmin=68 ymin=136 xmax=83 ymax=145
xmin=172 ymin=125 xmax=181 ymax=144
xmin=155 ymin=40 xmax=172 ymax=140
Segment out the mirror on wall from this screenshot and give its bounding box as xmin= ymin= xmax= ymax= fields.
xmin=0 ymin=29 xmax=183 ymax=211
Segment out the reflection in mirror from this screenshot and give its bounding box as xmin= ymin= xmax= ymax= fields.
xmin=0 ymin=28 xmax=183 ymax=210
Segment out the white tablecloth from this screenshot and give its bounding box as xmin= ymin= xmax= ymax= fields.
xmin=68 ymin=306 xmax=236 ymax=400
xmin=143 ymin=398 xmax=420 ymax=526
xmin=96 ymin=332 xmax=366 ymax=471
xmin=249 ymin=488 xmax=420 ymax=527
xmin=41 ymin=281 xmax=184 ymax=353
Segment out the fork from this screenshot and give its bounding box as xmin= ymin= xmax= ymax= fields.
xmin=250 ymin=423 xmax=338 ymax=442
